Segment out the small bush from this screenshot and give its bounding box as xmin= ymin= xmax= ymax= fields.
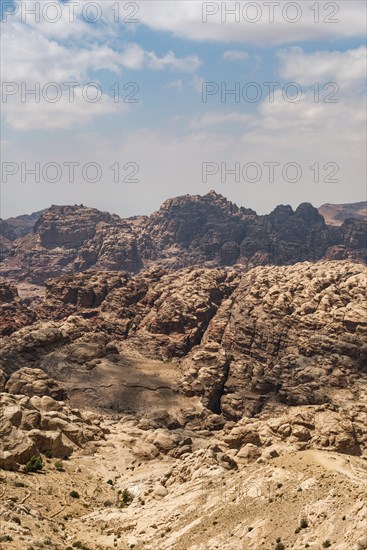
xmin=72 ymin=542 xmax=90 ymax=550
xmin=12 ymin=516 xmax=21 ymax=525
xmin=300 ymin=517 xmax=309 ymax=529
xmin=275 ymin=542 xmax=285 ymax=550
xmin=54 ymin=461 xmax=64 ymax=471
xmin=43 ymin=450 xmax=52 ymax=459
xmin=119 ymin=488 xmax=134 ymax=507
xmin=69 ymin=490 xmax=80 ymax=499
xmin=323 ymin=541 xmax=332 ymax=548
xmin=0 ymin=535 xmax=13 ymax=542
xmin=23 ymin=455 xmax=44 ymax=473
xmin=14 ymin=481 xmax=25 ymax=488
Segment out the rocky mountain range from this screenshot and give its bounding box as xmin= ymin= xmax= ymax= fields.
xmin=319 ymin=201 xmax=367 ymax=226
xmin=0 ymin=193 xmax=367 ymax=550
xmin=1 ymin=192 xmax=366 ymax=283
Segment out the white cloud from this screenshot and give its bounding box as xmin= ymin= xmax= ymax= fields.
xmin=278 ymin=46 xmax=367 ymax=86
xmin=188 ymin=111 xmax=253 ymax=129
xmin=118 ymin=44 xmax=202 ymax=72
xmin=146 ymin=51 xmax=202 ymax=72
xmin=1 ymin=10 xmax=202 ymax=130
xmin=164 ymin=80 xmax=184 ymax=92
xmin=223 ymin=50 xmax=249 ymax=61
xmin=119 ymin=43 xmax=146 ymax=70
xmin=137 ymin=0 xmax=366 ymax=45
xmin=4 ymin=78 xmax=364 ymax=215
xmin=3 ymin=89 xmax=123 ymax=130
xmin=191 ymin=75 xmax=205 ymax=94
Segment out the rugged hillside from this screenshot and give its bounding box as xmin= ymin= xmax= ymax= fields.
xmin=1 ymin=206 xmax=143 ymax=283
xmin=1 ymin=261 xmax=366 ymax=445
xmin=0 ymin=279 xmax=37 ymax=336
xmin=0 ymin=260 xmax=367 ymax=549
xmin=1 ymin=193 xmax=366 ymax=283
xmin=319 ymin=201 xmax=367 ymax=226
xmin=0 ymin=210 xmax=45 ymax=241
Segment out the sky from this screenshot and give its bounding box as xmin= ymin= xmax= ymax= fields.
xmin=1 ymin=0 xmax=366 ymax=218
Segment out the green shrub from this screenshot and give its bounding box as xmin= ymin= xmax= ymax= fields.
xmin=12 ymin=515 xmax=21 ymax=525
xmin=323 ymin=541 xmax=332 ymax=548
xmin=300 ymin=517 xmax=309 ymax=529
xmin=72 ymin=542 xmax=90 ymax=550
xmin=119 ymin=488 xmax=134 ymax=507
xmin=69 ymin=490 xmax=80 ymax=499
xmin=275 ymin=542 xmax=285 ymax=550
xmin=43 ymin=450 xmax=52 ymax=459
xmin=23 ymin=455 xmax=44 ymax=473
xmin=0 ymin=535 xmax=13 ymax=542
xmin=54 ymin=461 xmax=64 ymax=471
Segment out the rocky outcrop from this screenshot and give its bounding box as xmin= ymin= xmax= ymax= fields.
xmin=2 ymin=205 xmax=143 ymax=283
xmin=0 ymin=260 xmax=366 ymax=458
xmin=101 ymin=267 xmax=239 ymax=359
xmin=324 ymin=218 xmax=367 ymax=262
xmin=0 ymin=209 xmax=45 ymax=241
xmin=0 ymin=280 xmax=37 ymax=335
xmin=1 ymin=194 xmax=365 ymax=283
xmin=42 ymin=271 xmax=129 ymax=318
xmin=33 ymin=267 xmax=239 ymax=359
xmin=137 ymin=193 xmax=349 ymax=269
xmin=180 ymin=261 xmax=367 ymax=426
xmin=4 ymin=367 xmax=67 ymax=401
xmin=0 ymin=393 xmax=104 ymax=469
xmin=218 ymin=402 xmax=367 ymax=457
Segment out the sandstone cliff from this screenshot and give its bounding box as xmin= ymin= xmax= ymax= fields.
xmin=1 ymin=193 xmax=365 ymax=282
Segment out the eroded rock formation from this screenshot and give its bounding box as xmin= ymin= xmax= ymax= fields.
xmin=1 ymin=193 xmax=365 ymax=282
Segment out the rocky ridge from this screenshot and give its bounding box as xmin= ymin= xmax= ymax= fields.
xmin=319 ymin=201 xmax=367 ymax=226
xmin=1 ymin=193 xmax=366 ymax=283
